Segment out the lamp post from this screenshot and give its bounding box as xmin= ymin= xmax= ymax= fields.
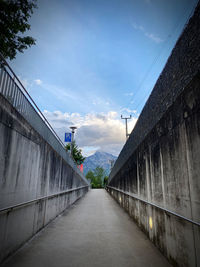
xmin=70 ymin=126 xmax=77 ymax=156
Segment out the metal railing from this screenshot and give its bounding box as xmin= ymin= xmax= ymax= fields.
xmin=107 ymin=186 xmax=200 ymax=227
xmin=0 ymin=185 xmax=88 ymax=214
xmin=0 ymin=56 xmax=64 ymax=147
xmin=0 ymin=54 xmax=89 ymax=185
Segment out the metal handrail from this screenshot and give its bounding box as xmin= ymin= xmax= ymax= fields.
xmin=0 ymin=52 xmax=65 ymax=147
xmin=107 ymin=186 xmax=200 ymax=227
xmin=0 ymin=185 xmax=88 ymax=214
xmin=0 ymin=53 xmax=89 ymax=185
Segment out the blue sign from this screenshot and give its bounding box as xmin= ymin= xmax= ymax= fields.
xmin=65 ymin=133 xmax=72 ymax=142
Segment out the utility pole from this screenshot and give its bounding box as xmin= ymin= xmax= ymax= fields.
xmin=70 ymin=126 xmax=77 ymax=156
xmin=121 ymin=115 xmax=132 ymax=141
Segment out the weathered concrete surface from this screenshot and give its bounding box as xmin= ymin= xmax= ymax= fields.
xmin=109 ymin=1 xmax=200 ymax=182
xmin=108 ymin=2 xmax=200 ymax=267
xmin=0 ymin=94 xmax=89 ymax=263
xmin=1 ymin=190 xmax=171 ymax=267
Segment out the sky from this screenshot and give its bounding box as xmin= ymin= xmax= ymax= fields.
xmin=10 ymin=0 xmax=198 ymax=156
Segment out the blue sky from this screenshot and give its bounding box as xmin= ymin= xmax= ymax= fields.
xmin=10 ymin=0 xmax=198 ymax=156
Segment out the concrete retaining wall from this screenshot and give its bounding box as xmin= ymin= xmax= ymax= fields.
xmin=0 ymin=94 xmax=89 ymax=263
xmin=108 ymin=2 xmax=200 ymax=267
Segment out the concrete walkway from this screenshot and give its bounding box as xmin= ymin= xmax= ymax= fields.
xmin=2 ymin=189 xmax=171 ymax=267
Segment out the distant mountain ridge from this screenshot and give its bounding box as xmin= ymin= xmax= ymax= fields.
xmin=83 ymin=151 xmax=117 ymax=175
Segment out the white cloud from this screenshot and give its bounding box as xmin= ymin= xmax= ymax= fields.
xmin=124 ymin=92 xmax=134 ymax=96
xmin=34 ymin=79 xmax=42 ymax=85
xmin=131 ymin=22 xmax=144 ymax=32
xmin=131 ymin=22 xmax=163 ymax=44
xmin=43 ymin=110 xmax=138 ymax=156
xmin=121 ymin=107 xmax=137 ymax=114
xmin=39 ymin=82 xmax=80 ymax=104
xmin=92 ymin=97 xmax=110 ymax=107
xmin=145 ymin=33 xmax=163 ymax=44
xmin=80 ymin=146 xmax=100 ymax=157
xmin=36 ymin=81 xmax=112 ymax=114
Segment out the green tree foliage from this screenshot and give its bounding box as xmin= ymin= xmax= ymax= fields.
xmin=0 ymin=0 xmax=37 ymax=60
xmin=103 ymin=176 xmax=108 ymax=187
xmin=65 ymin=141 xmax=85 ymax=165
xmin=85 ymin=170 xmax=95 ymax=187
xmin=94 ymin=166 xmax=105 ymax=188
xmin=86 ymin=166 xmax=107 ymax=188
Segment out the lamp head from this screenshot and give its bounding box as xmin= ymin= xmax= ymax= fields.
xmin=70 ymin=126 xmax=77 ymax=133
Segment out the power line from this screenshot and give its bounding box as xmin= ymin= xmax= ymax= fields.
xmin=126 ymin=0 xmax=199 ymax=115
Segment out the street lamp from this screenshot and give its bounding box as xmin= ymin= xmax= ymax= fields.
xmin=70 ymin=126 xmax=77 ymax=156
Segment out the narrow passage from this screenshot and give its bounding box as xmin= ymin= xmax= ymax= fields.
xmin=3 ymin=189 xmax=170 ymax=267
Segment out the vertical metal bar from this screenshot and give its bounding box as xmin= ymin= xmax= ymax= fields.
xmin=4 ymin=73 xmax=10 ymax=97
xmin=15 ymin=87 xmax=20 ymax=110
xmin=23 ymin=99 xmax=27 ymax=117
xmin=17 ymin=91 xmax=23 ymax=113
xmin=24 ymin=97 xmax=27 ymax=116
xmin=1 ymin=71 xmax=7 ymax=94
xmin=9 ymin=78 xmax=16 ymax=104
xmin=20 ymin=91 xmax=24 ymax=113
xmin=6 ymin=76 xmax=12 ymax=99
xmin=0 ymin=67 xmax=5 ymax=92
xmin=20 ymin=92 xmax=24 ymax=113
xmin=8 ymin=76 xmax=14 ymax=99
xmin=22 ymin=94 xmax=26 ymax=115
xmin=26 ymin=99 xmax=32 ymax=121
xmin=13 ymin=84 xmax=18 ymax=107
xmin=8 ymin=78 xmax=13 ymax=98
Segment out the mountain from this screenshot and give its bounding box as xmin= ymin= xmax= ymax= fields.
xmin=83 ymin=151 xmax=117 ymax=176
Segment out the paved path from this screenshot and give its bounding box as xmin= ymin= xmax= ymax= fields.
xmin=2 ymin=189 xmax=170 ymax=267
